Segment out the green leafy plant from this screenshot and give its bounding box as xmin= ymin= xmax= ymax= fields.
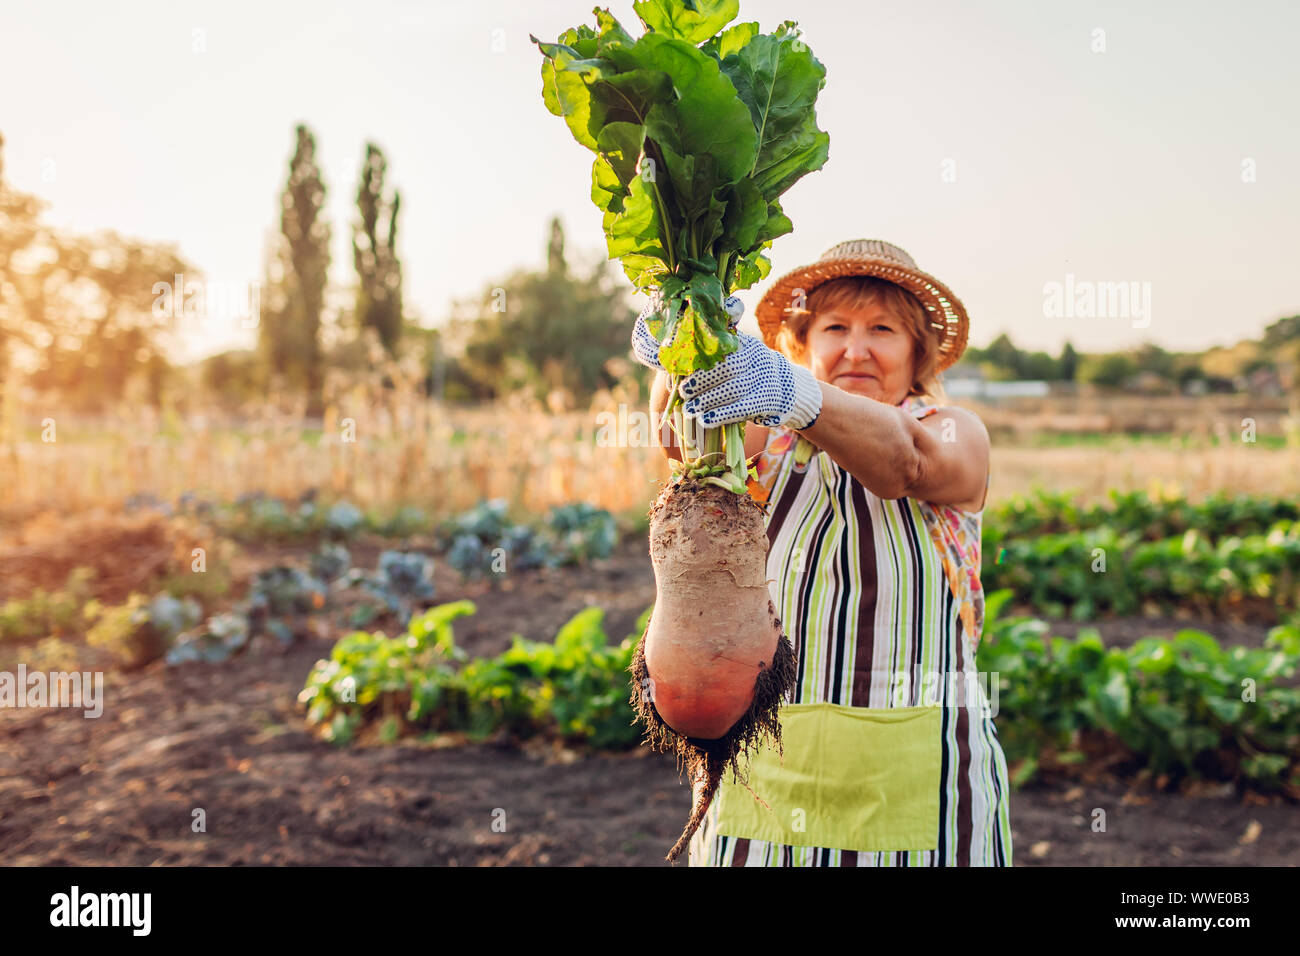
xmin=988 ymin=489 xmax=1300 ymax=542
xmin=299 ymin=600 xmax=476 ymax=745
xmin=310 ymin=543 xmax=353 ymax=584
xmin=977 ymin=589 xmax=1300 ymax=792
xmin=0 ymin=566 xmax=97 ymax=645
xmin=214 ymin=493 xmax=377 ymax=543
xmin=546 ymin=502 xmax=618 ymax=563
xmin=325 ymin=501 xmax=365 ymax=538
xmin=165 ymin=611 xmax=251 ymax=664
xmin=532 ymin=1 xmax=830 ymax=493
xmin=299 ymin=602 xmax=654 ymax=749
xmin=168 ymin=563 xmax=328 ymax=665
xmin=85 ymin=592 xmax=203 ymax=670
xmin=491 ymin=605 xmax=649 ymax=748
xmin=442 ymin=500 xmax=619 ymax=577
xmin=340 ymin=550 xmax=437 ymax=627
xmin=165 ymin=542 xmax=439 ymax=666
xmin=244 ymin=566 xmax=328 ymax=644
xmin=984 ymin=519 xmax=1300 ymax=621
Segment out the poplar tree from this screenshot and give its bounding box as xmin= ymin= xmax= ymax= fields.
xmin=352 ymin=143 xmax=403 ymax=356
xmin=261 ymin=124 xmax=331 ymax=416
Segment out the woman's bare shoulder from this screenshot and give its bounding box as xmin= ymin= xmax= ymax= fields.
xmin=920 ymin=404 xmax=989 ymax=440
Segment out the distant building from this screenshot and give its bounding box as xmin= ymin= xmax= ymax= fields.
xmin=943 ymin=362 xmax=984 ymax=382
xmin=943 ymin=371 xmax=1050 ymax=400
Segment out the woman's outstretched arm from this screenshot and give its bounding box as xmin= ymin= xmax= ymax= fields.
xmin=796 ymin=384 xmax=990 ymax=510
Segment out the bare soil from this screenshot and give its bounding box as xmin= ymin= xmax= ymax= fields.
xmin=1 ymin=536 xmax=1296 ymax=866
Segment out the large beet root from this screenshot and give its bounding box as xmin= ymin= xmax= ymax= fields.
xmin=644 ymin=480 xmax=783 ymax=739
xmin=629 ymin=477 xmax=798 ymax=862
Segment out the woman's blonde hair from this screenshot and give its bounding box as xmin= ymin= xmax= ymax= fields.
xmin=774 ymin=275 xmax=948 ymax=403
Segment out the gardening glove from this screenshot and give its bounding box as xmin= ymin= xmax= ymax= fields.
xmin=678 ymin=333 xmax=823 ymax=430
xmin=631 ymin=292 xmax=746 ymax=372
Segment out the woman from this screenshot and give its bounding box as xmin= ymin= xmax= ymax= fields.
xmin=635 ymin=239 xmax=1012 ymax=866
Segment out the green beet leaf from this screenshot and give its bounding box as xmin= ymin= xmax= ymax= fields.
xmin=720 ymin=26 xmax=831 ymax=202
xmin=718 ymin=177 xmax=766 ymax=256
xmin=606 ymin=175 xmax=670 ymax=289
xmin=596 ymin=121 xmax=646 ymax=189
xmin=702 ymin=20 xmax=760 ymax=61
xmin=756 ymin=198 xmax=794 ymax=244
xmin=661 ymin=308 xmax=727 ymax=374
xmin=633 ymin=0 xmax=741 ymax=45
xmin=534 ymin=1 xmax=830 ymax=376
xmin=635 ymin=35 xmax=758 ymax=186
xmin=591 ymin=154 xmax=626 ymax=217
xmin=589 ymin=69 xmax=674 ymax=128
xmin=594 ymin=7 xmax=636 ymax=53
xmin=536 ymin=43 xmax=615 ymax=151
xmin=730 ymin=244 xmax=772 ymax=291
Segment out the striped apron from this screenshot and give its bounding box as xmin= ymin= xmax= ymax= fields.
xmin=688 ymin=397 xmax=1014 ymax=866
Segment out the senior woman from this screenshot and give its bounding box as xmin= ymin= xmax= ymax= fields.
xmin=634 ymin=239 xmax=1012 ymax=867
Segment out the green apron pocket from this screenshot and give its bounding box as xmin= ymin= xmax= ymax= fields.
xmin=713 ymin=701 xmax=941 ymax=853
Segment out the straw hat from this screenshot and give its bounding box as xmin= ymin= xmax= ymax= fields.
xmin=754 ymin=239 xmax=970 ymax=372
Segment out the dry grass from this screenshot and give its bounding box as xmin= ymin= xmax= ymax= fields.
xmin=971 ymin=392 xmax=1300 ymax=502
xmin=969 ymin=392 xmax=1300 ymax=441
xmin=0 ymin=510 xmax=205 ymax=603
xmin=988 ymin=445 xmax=1300 ymax=504
xmin=2 ymin=377 xmax=1298 ymax=526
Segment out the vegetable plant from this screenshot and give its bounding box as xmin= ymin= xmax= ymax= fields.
xmin=534 ymin=0 xmax=830 ymax=862
xmin=533 ymin=0 xmax=829 ymax=492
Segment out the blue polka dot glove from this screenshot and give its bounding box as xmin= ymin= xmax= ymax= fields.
xmin=678 ymin=331 xmax=823 ymax=430
xmin=631 ymin=292 xmax=746 ymax=372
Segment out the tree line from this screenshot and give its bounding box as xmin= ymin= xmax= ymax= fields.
xmin=0 ymin=125 xmax=640 ymax=416
xmin=1 ymin=123 xmax=1293 ymax=414
xmin=965 ymin=325 xmax=1299 ymax=394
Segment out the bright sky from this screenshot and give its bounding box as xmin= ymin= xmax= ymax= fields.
xmin=3 ymin=0 xmax=1297 ymax=363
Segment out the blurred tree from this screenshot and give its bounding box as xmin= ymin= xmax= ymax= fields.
xmin=29 ymin=234 xmax=189 ymax=405
xmin=0 ymin=131 xmax=41 ymax=390
xmin=199 ymin=348 xmax=268 ymax=411
xmin=547 ymin=217 xmax=565 ymax=276
xmin=1079 ymin=353 xmax=1138 ymax=388
xmin=260 ymin=124 xmax=330 ymax=417
xmin=0 ymin=132 xmax=189 ymax=408
xmin=979 ymin=333 xmax=1021 ymax=380
xmin=1132 ymin=342 xmax=1176 ymax=381
xmin=1262 ymin=314 xmax=1300 ymax=400
xmin=1058 ymin=341 xmax=1079 ymax=381
xmin=1018 ymin=349 xmax=1058 ymax=381
xmin=399 ymin=324 xmax=465 ymax=401
xmin=966 ymin=332 xmax=1061 ymax=381
xmin=352 ymin=143 xmax=403 ymax=356
xmin=443 ymin=217 xmax=638 ymax=405
xmin=1262 ymin=314 xmax=1300 ymax=348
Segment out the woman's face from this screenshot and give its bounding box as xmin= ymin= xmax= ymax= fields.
xmin=801 ymin=298 xmax=917 ymax=405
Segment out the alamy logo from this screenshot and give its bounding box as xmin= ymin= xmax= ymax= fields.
xmin=1043 ymin=273 xmax=1151 ymax=328
xmin=49 ymin=886 xmax=151 ymax=936
xmin=152 ymin=272 xmax=261 ymax=329
xmin=0 ymin=666 xmax=103 ymax=718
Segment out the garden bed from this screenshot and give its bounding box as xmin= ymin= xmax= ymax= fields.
xmin=1 ymin=536 xmax=1296 ymax=866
